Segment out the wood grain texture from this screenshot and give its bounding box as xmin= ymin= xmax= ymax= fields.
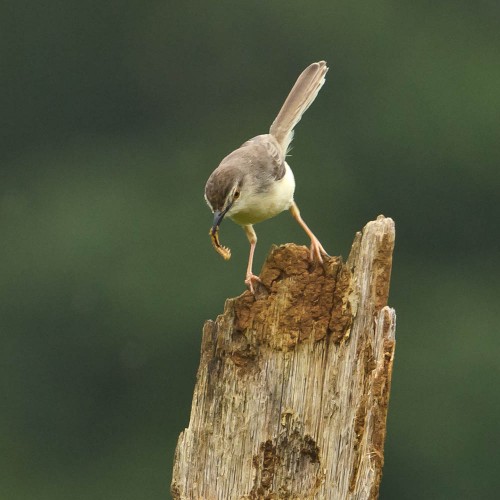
xmin=172 ymin=215 xmax=396 ymax=499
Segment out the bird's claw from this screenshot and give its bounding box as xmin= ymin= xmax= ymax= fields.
xmin=245 ymin=273 xmax=262 ymax=294
xmin=310 ymin=237 xmax=328 ymax=263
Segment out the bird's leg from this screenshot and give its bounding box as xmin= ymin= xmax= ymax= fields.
xmin=289 ymin=202 xmax=328 ymax=262
xmin=243 ymin=225 xmax=262 ymax=293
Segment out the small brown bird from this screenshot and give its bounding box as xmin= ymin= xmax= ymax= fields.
xmin=205 ymin=61 xmax=329 ymax=293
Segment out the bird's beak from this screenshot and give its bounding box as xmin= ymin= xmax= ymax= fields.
xmin=211 ymin=205 xmax=231 ymax=236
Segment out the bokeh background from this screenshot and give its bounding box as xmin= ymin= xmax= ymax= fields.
xmin=2 ymin=1 xmax=499 ymax=498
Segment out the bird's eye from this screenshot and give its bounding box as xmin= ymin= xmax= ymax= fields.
xmin=234 ymin=191 xmax=240 ymax=199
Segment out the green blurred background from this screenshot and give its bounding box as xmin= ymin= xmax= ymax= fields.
xmin=2 ymin=1 xmax=499 ymax=498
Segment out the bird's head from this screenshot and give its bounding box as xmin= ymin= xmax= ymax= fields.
xmin=204 ymin=166 xmax=246 ymax=260
xmin=204 ymin=168 xmax=244 ymax=234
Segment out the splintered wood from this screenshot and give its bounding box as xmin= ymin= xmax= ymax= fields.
xmin=172 ymin=216 xmax=396 ymax=500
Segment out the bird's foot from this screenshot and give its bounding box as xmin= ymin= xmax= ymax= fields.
xmin=310 ymin=236 xmax=328 ymax=263
xmin=245 ymin=273 xmax=262 ymax=294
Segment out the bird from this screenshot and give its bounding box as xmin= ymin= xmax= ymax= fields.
xmin=204 ymin=61 xmax=329 ymax=293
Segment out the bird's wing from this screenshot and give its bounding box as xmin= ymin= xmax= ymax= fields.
xmin=241 ymin=135 xmax=286 ymax=181
xmin=263 ymin=137 xmax=286 ymax=181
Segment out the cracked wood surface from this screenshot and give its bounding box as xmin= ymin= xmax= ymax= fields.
xmin=172 ymin=215 xmax=396 ymax=499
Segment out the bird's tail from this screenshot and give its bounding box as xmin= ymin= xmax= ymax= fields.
xmin=269 ymin=61 xmax=328 ymax=154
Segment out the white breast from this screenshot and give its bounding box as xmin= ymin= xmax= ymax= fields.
xmin=228 ymin=163 xmax=296 ymax=226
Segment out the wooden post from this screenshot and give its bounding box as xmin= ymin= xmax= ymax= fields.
xmin=172 ymin=215 xmax=396 ymax=499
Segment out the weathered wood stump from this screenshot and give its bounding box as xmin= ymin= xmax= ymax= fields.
xmin=172 ymin=215 xmax=396 ymax=499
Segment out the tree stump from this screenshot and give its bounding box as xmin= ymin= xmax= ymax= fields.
xmin=172 ymin=215 xmax=396 ymax=499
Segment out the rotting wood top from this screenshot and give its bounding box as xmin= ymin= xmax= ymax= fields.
xmin=172 ymin=215 xmax=396 ymax=500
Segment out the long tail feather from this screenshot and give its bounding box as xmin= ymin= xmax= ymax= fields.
xmin=269 ymin=61 xmax=328 ymax=153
